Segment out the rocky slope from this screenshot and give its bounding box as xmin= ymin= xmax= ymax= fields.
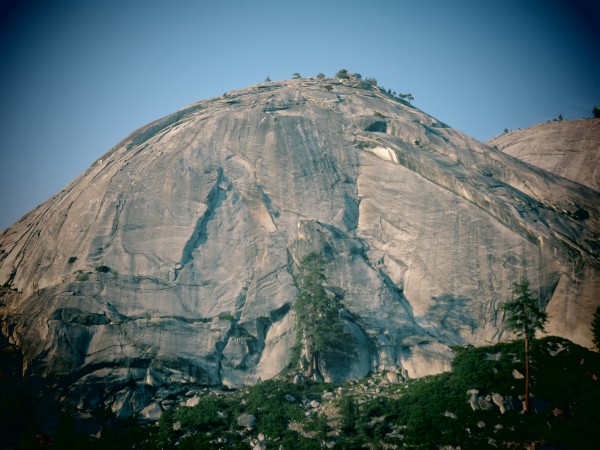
xmin=1 ymin=77 xmax=599 ymax=416
xmin=488 ymin=118 xmax=600 ymax=191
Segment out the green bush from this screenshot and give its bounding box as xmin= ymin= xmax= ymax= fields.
xmin=67 ymin=256 xmax=77 ymax=264
xmin=75 ymin=270 xmax=89 ymax=281
xmin=335 ymin=69 xmax=349 ymax=79
xmin=175 ymin=398 xmax=227 ymax=430
xmin=95 ymin=265 xmax=111 ymax=273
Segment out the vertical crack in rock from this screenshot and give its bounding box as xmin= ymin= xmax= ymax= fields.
xmin=257 ymin=184 xmax=280 ymax=224
xmin=175 ymin=168 xmax=226 ymax=280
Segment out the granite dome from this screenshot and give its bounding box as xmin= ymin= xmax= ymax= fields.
xmin=1 ymin=77 xmax=598 ymax=413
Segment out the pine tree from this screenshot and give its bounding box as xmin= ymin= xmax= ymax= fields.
xmin=294 ymin=252 xmax=347 ymax=381
xmin=502 ymin=279 xmax=548 ymax=413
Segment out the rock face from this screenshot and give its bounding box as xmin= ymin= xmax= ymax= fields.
xmin=1 ymin=78 xmax=599 ymax=413
xmin=488 ymin=119 xmax=600 ymax=191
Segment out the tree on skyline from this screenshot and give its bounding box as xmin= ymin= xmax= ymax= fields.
xmin=335 ymin=69 xmax=349 ymax=79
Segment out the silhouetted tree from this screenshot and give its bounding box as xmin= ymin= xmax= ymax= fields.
xmin=292 ymin=72 xmax=301 ymax=79
xmin=593 ymin=106 xmax=600 ymax=118
xmin=265 ymin=75 xmax=271 ymax=82
xmin=502 ymin=279 xmax=548 ymax=413
xmin=591 ymin=305 xmax=600 ymax=351
xmin=316 ymin=72 xmax=325 ymax=79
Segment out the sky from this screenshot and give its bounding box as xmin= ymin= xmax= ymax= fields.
xmin=1 ymin=0 xmax=599 ymax=231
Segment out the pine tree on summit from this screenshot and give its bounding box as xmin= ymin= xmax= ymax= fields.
xmin=294 ymin=252 xmax=348 ymax=381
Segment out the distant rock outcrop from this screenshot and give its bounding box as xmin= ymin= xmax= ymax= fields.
xmin=489 ymin=119 xmax=600 ymax=191
xmin=1 ymin=77 xmax=599 ymax=414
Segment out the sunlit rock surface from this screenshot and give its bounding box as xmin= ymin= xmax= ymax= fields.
xmin=1 ymin=78 xmax=598 ymax=411
xmin=488 ymin=118 xmax=600 ymax=191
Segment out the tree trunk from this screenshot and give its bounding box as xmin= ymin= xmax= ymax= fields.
xmin=524 ymin=336 xmax=530 ymax=413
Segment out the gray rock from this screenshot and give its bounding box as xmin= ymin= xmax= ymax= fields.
xmin=512 ymin=369 xmax=525 ymax=379
xmin=322 ymin=391 xmax=335 ymax=400
xmin=478 ymin=396 xmax=493 ymax=410
xmin=467 ymin=389 xmax=480 ymax=411
xmin=185 ymin=396 xmax=200 ymax=407
xmin=237 ymin=413 xmax=257 ymax=428
xmin=443 ymin=411 xmax=458 ymax=419
xmin=111 ymin=389 xmax=133 ymax=419
xmin=491 ymin=393 xmax=507 ymax=414
xmin=140 ymin=402 xmax=162 ymax=421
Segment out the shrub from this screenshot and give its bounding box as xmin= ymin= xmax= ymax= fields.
xmin=95 ymin=265 xmax=112 ymax=273
xmin=67 ymin=256 xmax=77 ymax=264
xmin=316 ymin=72 xmax=325 ymax=79
xmin=335 ymin=69 xmax=349 ymax=79
xmin=218 ymin=312 xmax=234 ymax=321
xmin=75 ymin=270 xmax=89 ymax=281
xmin=292 ymin=72 xmax=301 ymax=79
xmin=175 ymin=398 xmax=226 ymax=430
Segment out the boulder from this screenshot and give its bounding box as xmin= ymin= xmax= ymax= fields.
xmin=185 ymin=396 xmax=201 ymax=407
xmin=237 ymin=413 xmax=257 ymax=429
xmin=512 ymin=369 xmax=525 ymax=379
xmin=140 ymin=402 xmax=162 ymax=421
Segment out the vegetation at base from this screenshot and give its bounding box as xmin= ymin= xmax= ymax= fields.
xmin=11 ymin=335 xmax=596 ymax=449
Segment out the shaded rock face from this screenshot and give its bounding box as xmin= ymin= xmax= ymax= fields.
xmin=488 ymin=119 xmax=600 ymax=191
xmin=1 ymin=78 xmax=599 ymax=411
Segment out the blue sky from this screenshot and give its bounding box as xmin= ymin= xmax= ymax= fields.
xmin=1 ymin=0 xmax=599 ymax=230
